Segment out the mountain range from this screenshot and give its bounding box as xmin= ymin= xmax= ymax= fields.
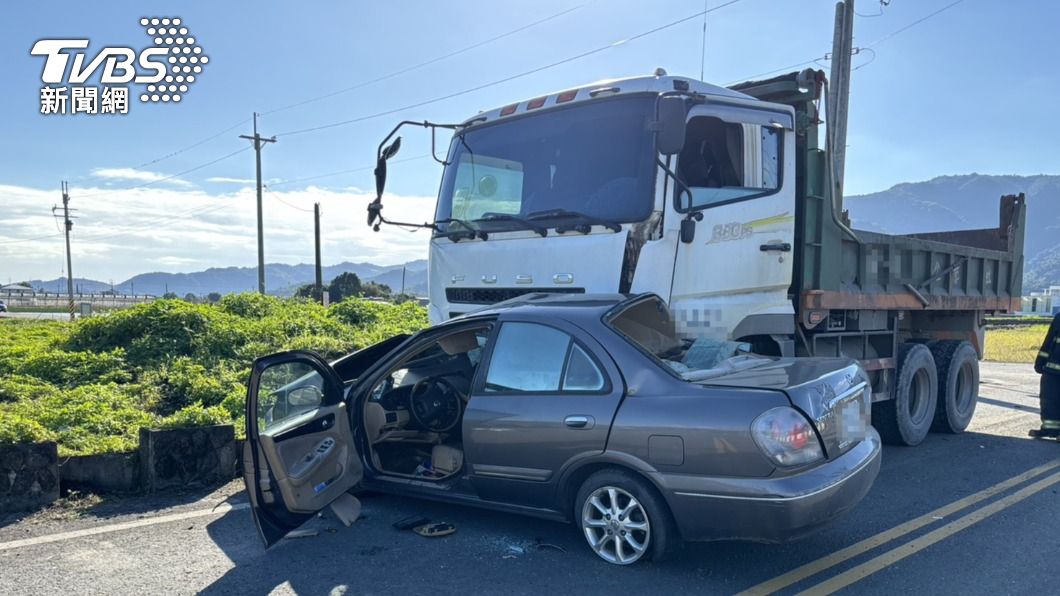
xmin=25 ymin=174 xmax=1060 ymax=298
xmin=31 ymin=260 xmax=429 ymax=297
xmin=845 ymin=174 xmax=1060 ymax=291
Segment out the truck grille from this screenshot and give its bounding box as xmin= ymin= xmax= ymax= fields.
xmin=445 ymin=287 xmax=585 ymax=305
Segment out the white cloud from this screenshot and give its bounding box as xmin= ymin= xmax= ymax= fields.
xmin=91 ymin=168 xmax=193 ymax=186
xmin=205 ymin=176 xmax=255 ymax=184
xmin=0 ymin=182 xmax=433 ymax=282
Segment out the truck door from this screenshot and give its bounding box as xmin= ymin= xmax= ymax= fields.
xmin=244 ymin=350 xmax=362 ymax=547
xmin=666 ymin=105 xmax=797 ymax=345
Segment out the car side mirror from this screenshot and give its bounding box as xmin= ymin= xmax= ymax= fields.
xmin=656 ymin=96 xmax=687 ymax=155
xmin=288 ymin=385 xmax=323 ymax=407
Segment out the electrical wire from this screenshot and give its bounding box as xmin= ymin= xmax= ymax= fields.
xmin=728 ymin=0 xmax=968 ymax=84
xmin=855 ymin=0 xmax=890 ymax=18
xmin=133 ymin=118 xmax=251 ymax=169
xmin=76 ymin=146 xmax=251 ymax=198
xmin=268 ymin=154 xmax=431 ymax=188
xmin=275 ymin=0 xmax=748 ymax=138
xmin=265 ymin=187 xmax=314 ymax=213
xmin=261 ymin=2 xmax=595 ymax=116
xmin=0 ymin=232 xmax=63 ymax=245
xmin=863 ymin=0 xmax=967 ymax=48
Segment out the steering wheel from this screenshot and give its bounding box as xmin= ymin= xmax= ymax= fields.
xmin=409 ymin=376 xmax=463 ymax=433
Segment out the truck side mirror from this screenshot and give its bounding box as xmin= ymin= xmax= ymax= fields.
xmin=370 ymin=136 xmax=403 ymax=227
xmin=680 ymin=218 xmax=696 ymax=243
xmin=656 ymin=96 xmax=687 ymax=155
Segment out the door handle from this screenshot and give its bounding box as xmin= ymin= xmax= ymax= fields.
xmin=760 ymin=242 xmax=792 ymax=252
xmin=564 ymin=415 xmax=594 ymax=429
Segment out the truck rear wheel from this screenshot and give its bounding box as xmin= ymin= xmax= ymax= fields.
xmin=929 ymin=340 xmax=979 ymax=433
xmin=873 ymin=343 xmax=939 ymax=446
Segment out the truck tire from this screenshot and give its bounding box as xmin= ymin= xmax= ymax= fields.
xmin=873 ymin=343 xmax=939 ymax=446
xmin=929 ymin=340 xmax=979 ymax=433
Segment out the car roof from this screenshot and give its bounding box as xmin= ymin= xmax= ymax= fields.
xmin=455 ymin=292 xmax=634 ymax=323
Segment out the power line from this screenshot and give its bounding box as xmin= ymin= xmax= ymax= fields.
xmin=76 ymin=146 xmax=251 ymax=197
xmin=268 ymin=154 xmax=431 ymax=188
xmin=264 ymin=187 xmax=313 ymax=213
xmin=74 ymin=203 xmax=234 ymax=243
xmin=275 ymin=0 xmax=748 ymax=138
xmin=863 ymin=0 xmax=967 ymax=48
xmin=0 ymin=232 xmax=63 ymax=245
xmin=133 ymin=118 xmax=250 ymax=169
xmin=261 ymin=2 xmax=595 ymax=116
xmin=727 ymin=0 xmax=968 ymax=84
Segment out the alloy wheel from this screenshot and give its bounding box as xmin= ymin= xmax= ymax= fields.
xmin=581 ymin=486 xmax=651 ymax=564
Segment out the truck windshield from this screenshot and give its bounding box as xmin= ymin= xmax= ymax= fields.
xmin=434 ymin=95 xmax=657 ymax=234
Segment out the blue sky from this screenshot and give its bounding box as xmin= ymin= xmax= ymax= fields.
xmin=1 ymin=0 xmax=1056 ymax=282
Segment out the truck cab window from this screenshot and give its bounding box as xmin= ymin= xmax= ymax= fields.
xmin=677 ymin=116 xmax=780 ymax=210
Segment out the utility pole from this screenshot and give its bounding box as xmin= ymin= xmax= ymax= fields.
xmin=52 ymin=181 xmax=75 ymax=321
xmin=829 ymin=0 xmax=855 ymax=213
xmin=401 ymin=264 xmax=406 ymax=295
xmin=240 ymin=112 xmax=276 ymax=295
xmin=313 ymin=203 xmax=323 ymax=305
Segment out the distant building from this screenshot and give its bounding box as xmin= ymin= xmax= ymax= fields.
xmin=1023 ymin=286 xmax=1060 ymax=315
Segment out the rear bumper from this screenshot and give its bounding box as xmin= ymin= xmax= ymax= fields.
xmin=655 ymin=428 xmax=881 ymax=543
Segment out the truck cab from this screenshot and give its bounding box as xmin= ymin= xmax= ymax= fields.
xmin=428 ymin=71 xmax=797 ymax=356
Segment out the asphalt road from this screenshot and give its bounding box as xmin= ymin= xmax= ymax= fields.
xmin=1 ymin=362 xmax=1056 ymax=595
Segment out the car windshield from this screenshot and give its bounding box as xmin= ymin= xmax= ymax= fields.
xmin=434 ymin=95 xmax=658 ymax=235
xmin=607 ymin=296 xmax=766 ymax=381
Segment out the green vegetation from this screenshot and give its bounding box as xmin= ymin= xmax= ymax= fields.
xmin=984 ymin=325 xmax=1050 ymax=363
xmin=0 ymin=295 xmax=428 ymax=455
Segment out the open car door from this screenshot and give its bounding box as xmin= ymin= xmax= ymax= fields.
xmin=243 ymin=350 xmax=362 ymax=547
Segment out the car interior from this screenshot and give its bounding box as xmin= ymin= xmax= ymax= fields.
xmin=361 ymin=324 xmax=492 ymax=481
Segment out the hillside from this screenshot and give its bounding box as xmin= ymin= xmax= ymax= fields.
xmin=847 ymin=174 xmax=1060 ymax=290
xmin=31 ymin=260 xmax=429 ymax=297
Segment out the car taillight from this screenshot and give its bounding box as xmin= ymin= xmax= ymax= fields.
xmin=751 ymin=407 xmax=825 ymax=467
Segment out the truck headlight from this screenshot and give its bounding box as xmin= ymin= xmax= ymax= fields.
xmin=751 ymin=407 xmax=825 ymax=467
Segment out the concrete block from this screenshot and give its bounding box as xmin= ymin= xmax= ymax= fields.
xmin=139 ymin=425 xmax=236 ymax=493
xmin=60 ymin=451 xmax=140 ymax=494
xmin=0 ymin=442 xmax=59 ymax=512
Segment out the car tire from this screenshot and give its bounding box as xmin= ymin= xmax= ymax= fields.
xmin=873 ymin=342 xmax=939 ymax=446
xmin=929 ymin=340 xmax=979 ymax=433
xmin=574 ymin=469 xmax=679 ymax=565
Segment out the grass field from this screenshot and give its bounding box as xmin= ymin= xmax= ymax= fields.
xmin=984 ymin=325 xmax=1049 ymax=363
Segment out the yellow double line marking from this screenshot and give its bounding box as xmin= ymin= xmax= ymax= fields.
xmin=738 ymin=459 xmax=1060 ymax=596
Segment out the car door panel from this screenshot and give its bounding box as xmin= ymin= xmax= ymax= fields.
xmin=463 ymin=318 xmax=625 ymax=508
xmin=244 ymin=350 xmax=362 ymax=547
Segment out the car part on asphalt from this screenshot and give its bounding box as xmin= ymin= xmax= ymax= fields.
xmin=329 ymin=493 xmax=361 ymax=527
xmin=414 ymin=522 xmax=456 ymax=537
xmin=874 ymin=343 xmax=939 ymax=446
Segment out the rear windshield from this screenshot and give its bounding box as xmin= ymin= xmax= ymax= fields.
xmin=606 ymin=296 xmax=764 ymax=381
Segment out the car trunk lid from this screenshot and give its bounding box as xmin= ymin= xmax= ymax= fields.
xmin=698 ymin=358 xmax=870 ymax=459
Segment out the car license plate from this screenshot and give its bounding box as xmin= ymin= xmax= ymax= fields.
xmin=837 ymin=396 xmax=866 ymax=449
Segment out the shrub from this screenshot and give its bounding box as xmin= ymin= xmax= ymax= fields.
xmin=0 ymin=411 xmax=56 ymax=445
xmin=217 ymin=292 xmax=285 ymax=319
xmin=157 ymin=403 xmax=233 ymax=429
xmin=4 ymin=347 xmax=130 ymax=387
xmin=0 ymin=374 xmax=62 ymax=403
xmin=142 ymin=356 xmax=245 ymax=415
xmin=65 ymin=299 xmax=247 ymax=366
xmin=3 ymin=383 xmax=155 ymax=455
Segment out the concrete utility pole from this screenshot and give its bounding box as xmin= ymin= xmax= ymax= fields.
xmin=314 ymin=203 xmax=323 ymax=305
xmin=240 ymin=112 xmax=276 ymax=295
xmin=401 ymin=264 xmax=407 ymax=295
xmin=53 ymin=181 xmax=75 ymax=321
xmin=829 ymin=0 xmax=855 ymax=212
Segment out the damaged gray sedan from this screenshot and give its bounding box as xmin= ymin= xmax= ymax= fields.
xmin=243 ymin=293 xmax=881 ymax=565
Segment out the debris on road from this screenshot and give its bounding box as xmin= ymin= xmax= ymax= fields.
xmin=329 ymin=493 xmax=361 ymax=527
xmin=414 ymin=522 xmax=456 ymax=537
xmin=285 ymin=529 xmax=319 ymax=540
